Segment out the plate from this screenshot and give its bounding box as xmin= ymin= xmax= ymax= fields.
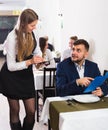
xmin=73 ymin=94 xmax=100 ymax=103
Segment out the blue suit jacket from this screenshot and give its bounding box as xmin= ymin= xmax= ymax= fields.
xmin=56 ymin=58 xmax=108 ymax=96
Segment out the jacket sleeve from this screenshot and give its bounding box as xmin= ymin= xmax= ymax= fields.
xmin=56 ymin=63 xmax=84 ymax=96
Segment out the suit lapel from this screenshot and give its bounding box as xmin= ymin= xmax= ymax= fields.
xmin=68 ymin=59 xmax=80 ymax=79
xmin=84 ymin=60 xmax=90 ymax=77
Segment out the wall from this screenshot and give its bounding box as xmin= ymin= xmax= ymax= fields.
xmin=59 ymin=0 xmax=108 ymax=73
xmin=0 ymin=0 xmax=108 ymax=73
xmin=26 ymin=0 xmax=62 ymax=52
xmin=0 ymin=1 xmax=25 ymax=11
xmin=26 ymin=0 xmax=108 ymax=73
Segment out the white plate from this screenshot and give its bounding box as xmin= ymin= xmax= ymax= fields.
xmin=73 ymin=94 xmax=100 ymax=103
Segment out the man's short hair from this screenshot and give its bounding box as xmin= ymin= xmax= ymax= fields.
xmin=73 ymin=39 xmax=89 ymax=51
xmin=70 ymin=36 xmax=78 ymax=41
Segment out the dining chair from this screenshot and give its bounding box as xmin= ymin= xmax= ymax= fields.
xmin=103 ymin=70 xmax=108 ymax=85
xmin=103 ymin=70 xmax=108 ymax=75
xmin=36 ymin=67 xmax=57 ymax=122
xmin=54 ymin=57 xmax=61 ymax=64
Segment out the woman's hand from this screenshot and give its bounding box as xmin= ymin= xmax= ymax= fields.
xmin=32 ymin=55 xmax=44 ymax=64
xmin=92 ymin=87 xmax=103 ymax=97
xmin=26 ymin=55 xmax=44 ymax=66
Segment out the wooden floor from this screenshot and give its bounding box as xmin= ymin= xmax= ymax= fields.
xmin=0 ymin=57 xmax=48 ymax=130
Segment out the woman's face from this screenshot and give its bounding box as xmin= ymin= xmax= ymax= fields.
xmin=26 ymin=20 xmax=38 ymax=33
xmin=45 ymin=41 xmax=48 ymax=50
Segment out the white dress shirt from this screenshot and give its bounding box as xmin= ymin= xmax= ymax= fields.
xmin=62 ymin=48 xmax=72 ymax=60
xmin=74 ymin=62 xmax=85 ymax=78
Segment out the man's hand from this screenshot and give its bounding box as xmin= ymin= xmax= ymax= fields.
xmin=92 ymin=87 xmax=103 ymax=97
xmin=76 ymin=77 xmax=94 ymax=87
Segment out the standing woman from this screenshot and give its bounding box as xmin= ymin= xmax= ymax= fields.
xmin=0 ymin=9 xmax=43 ymax=130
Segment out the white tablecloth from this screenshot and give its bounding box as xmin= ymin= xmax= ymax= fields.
xmin=33 ymin=67 xmax=44 ymax=90
xmin=33 ymin=65 xmax=51 ymax=90
xmin=33 ymin=66 xmax=53 ymax=90
xmin=40 ymin=95 xmax=108 ymax=130
xmin=59 ymin=109 xmax=108 ymax=130
xmin=40 ymin=97 xmax=66 ymax=123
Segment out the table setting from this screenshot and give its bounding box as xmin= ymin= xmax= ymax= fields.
xmin=40 ymin=94 xmax=108 ymax=130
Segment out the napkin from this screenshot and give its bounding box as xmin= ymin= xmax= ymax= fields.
xmin=84 ymin=72 xmax=108 ymax=93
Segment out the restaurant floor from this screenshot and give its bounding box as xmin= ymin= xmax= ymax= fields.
xmin=0 ymin=57 xmax=47 ymax=130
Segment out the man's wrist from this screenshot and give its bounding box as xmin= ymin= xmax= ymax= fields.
xmin=76 ymin=79 xmax=79 ymax=86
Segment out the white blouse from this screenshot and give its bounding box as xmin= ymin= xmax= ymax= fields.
xmin=44 ymin=49 xmax=56 ymax=68
xmin=3 ymin=29 xmax=42 ymax=71
xmin=61 ymin=48 xmax=72 ymax=60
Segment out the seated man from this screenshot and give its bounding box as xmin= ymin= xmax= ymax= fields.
xmin=56 ymin=39 xmax=108 ymax=97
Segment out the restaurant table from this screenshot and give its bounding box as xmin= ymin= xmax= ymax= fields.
xmin=33 ymin=65 xmax=52 ymax=122
xmin=40 ymin=95 xmax=108 ymax=130
xmin=33 ymin=65 xmax=51 ymax=90
xmin=33 ymin=65 xmax=44 ymax=90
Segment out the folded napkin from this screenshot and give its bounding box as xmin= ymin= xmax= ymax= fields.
xmin=84 ymin=72 xmax=108 ymax=93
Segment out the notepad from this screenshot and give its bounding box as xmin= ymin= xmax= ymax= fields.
xmin=83 ymin=72 xmax=108 ymax=93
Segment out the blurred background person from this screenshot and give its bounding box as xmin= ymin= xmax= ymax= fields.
xmin=62 ymin=36 xmax=78 ymax=60
xmin=44 ymin=36 xmax=55 ymax=52
xmin=39 ymin=37 xmax=55 ymax=68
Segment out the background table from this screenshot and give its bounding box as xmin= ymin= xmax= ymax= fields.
xmin=33 ymin=69 xmax=44 ymax=90
xmin=33 ymin=65 xmax=51 ymax=90
xmin=33 ymin=66 xmax=53 ymax=90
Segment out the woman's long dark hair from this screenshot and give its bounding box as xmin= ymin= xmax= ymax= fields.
xmin=39 ymin=37 xmax=47 ymax=53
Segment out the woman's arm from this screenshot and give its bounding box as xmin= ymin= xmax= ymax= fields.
xmin=6 ymin=30 xmax=43 ymax=71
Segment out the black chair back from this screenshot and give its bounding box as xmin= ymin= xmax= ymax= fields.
xmin=36 ymin=67 xmax=56 ymax=122
xmin=103 ymin=70 xmax=108 ymax=75
xmin=43 ymin=67 xmax=56 ymax=103
xmin=103 ymin=70 xmax=108 ymax=85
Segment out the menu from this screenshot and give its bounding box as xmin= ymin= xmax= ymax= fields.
xmin=84 ymin=72 xmax=108 ymax=93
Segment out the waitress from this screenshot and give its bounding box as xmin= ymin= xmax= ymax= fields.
xmin=0 ymin=8 xmax=43 ymax=130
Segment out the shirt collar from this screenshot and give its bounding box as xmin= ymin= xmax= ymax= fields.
xmin=74 ymin=61 xmax=85 ymax=70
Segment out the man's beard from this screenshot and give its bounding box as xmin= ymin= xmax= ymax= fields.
xmin=72 ymin=56 xmax=85 ymax=64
